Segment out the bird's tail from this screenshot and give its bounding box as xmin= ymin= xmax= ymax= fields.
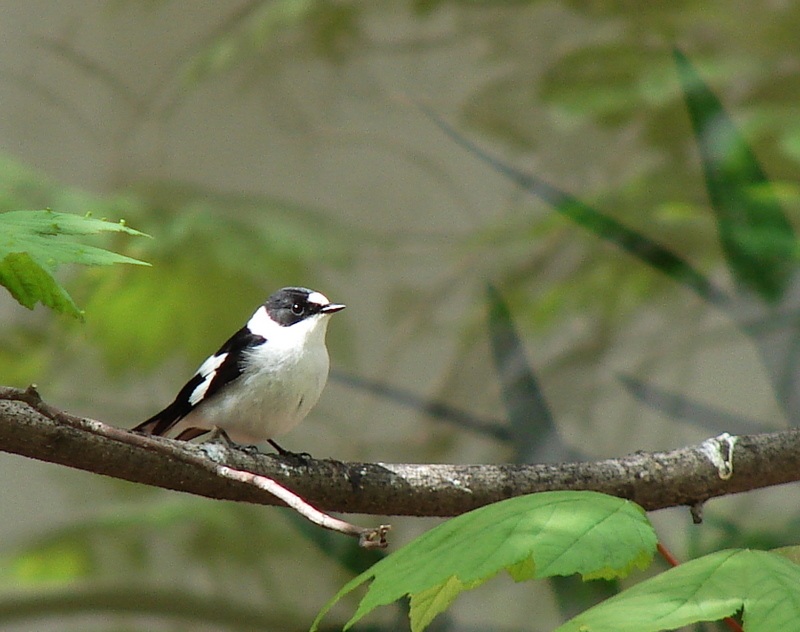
xmin=133 ymin=403 xmax=209 ymax=441
xmin=132 ymin=402 xmax=183 ymax=436
xmin=131 ymin=417 xmax=161 ymax=434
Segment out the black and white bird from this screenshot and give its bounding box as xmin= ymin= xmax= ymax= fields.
xmin=133 ymin=287 xmax=345 ymax=452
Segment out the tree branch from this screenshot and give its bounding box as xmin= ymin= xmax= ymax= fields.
xmin=0 ymin=386 xmax=388 ymax=548
xmin=2 ymin=386 xmax=800 ymax=519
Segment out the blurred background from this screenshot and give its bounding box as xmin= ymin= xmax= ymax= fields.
xmin=0 ymin=1 xmax=798 ymax=630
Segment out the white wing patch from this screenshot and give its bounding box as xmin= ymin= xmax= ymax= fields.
xmin=189 ymin=352 xmax=228 ymax=406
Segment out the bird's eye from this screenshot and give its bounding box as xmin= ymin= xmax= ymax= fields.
xmin=291 ymin=302 xmax=304 ymax=315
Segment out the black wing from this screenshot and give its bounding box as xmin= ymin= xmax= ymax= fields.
xmin=133 ymin=327 xmax=266 ymax=436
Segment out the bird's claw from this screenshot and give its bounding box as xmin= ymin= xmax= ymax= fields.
xmin=206 ymin=427 xmax=261 ymax=455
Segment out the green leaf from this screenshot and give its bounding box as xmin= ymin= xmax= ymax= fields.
xmin=675 ymin=50 xmax=798 ymax=303
xmin=0 ymin=210 xmax=149 ymax=318
xmin=556 ymin=548 xmax=800 ymax=631
xmin=486 ymin=284 xmax=560 ymax=463
xmin=409 ymin=576 xmax=482 ymax=632
xmin=0 ymin=251 xmax=82 ymax=318
xmin=311 ymin=491 xmax=657 ymax=632
xmin=0 ymin=209 xmax=146 ymax=239
xmin=420 ymin=104 xmax=724 ymax=305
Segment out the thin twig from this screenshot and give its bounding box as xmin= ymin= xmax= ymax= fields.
xmin=656 ymin=541 xmax=680 ymax=568
xmin=214 ymin=464 xmax=389 ymax=549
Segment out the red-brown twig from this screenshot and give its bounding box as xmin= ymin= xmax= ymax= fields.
xmin=656 ymin=541 xmax=681 ymax=568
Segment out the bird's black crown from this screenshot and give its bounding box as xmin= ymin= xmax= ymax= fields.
xmin=266 ymin=287 xmax=330 ymax=327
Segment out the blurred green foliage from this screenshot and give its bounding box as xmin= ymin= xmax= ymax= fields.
xmin=80 ymin=182 xmax=357 ymax=370
xmin=0 ymin=158 xmax=361 ymax=376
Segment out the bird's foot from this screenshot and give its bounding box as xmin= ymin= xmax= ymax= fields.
xmin=207 ymin=427 xmax=262 ymax=455
xmin=268 ymin=439 xmax=312 ymax=464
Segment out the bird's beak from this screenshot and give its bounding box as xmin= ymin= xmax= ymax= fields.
xmin=320 ymin=302 xmax=346 ymax=314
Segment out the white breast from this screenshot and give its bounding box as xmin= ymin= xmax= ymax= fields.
xmin=178 ymin=312 xmax=333 ymax=444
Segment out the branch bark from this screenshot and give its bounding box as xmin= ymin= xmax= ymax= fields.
xmin=2 ymin=386 xmax=799 ymax=518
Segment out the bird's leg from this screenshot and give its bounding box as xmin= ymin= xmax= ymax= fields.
xmin=268 ymin=439 xmax=312 ymax=463
xmin=208 ymin=427 xmax=261 ymax=455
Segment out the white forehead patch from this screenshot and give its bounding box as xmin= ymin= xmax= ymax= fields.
xmin=189 ymin=352 xmax=228 ymax=405
xmin=307 ymin=291 xmax=329 ymax=306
